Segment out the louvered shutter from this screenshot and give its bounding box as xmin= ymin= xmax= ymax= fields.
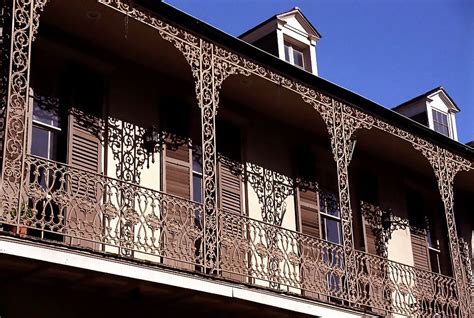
xmin=300 ymin=189 xmax=320 ymax=239
xmin=66 ymin=111 xmax=102 ymax=250
xmin=406 ymin=190 xmax=431 ymax=272
xmin=363 ymin=218 xmax=378 ymax=256
xmin=218 ymin=159 xmax=245 ymax=281
xmin=298 ymin=188 xmax=326 ymax=300
xmin=164 ymin=144 xmax=191 ymax=199
xmin=411 ymin=231 xmax=431 ymax=271
xmin=163 ymin=143 xmax=195 ymax=270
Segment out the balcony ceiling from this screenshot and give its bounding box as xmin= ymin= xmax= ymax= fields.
xmin=221 ymin=74 xmax=330 ymax=139
xmin=40 ymin=0 xmax=195 ymax=84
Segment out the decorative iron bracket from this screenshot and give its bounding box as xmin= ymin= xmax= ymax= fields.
xmin=360 ymin=201 xmax=409 ymax=257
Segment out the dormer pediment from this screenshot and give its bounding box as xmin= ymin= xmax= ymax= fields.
xmin=276 ymin=8 xmax=321 ymax=41
xmin=427 ymin=88 xmax=460 ymax=113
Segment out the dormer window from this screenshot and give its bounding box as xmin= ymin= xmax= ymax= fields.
xmin=432 ymin=109 xmax=449 ymax=137
xmin=284 ymin=43 xmax=305 ymax=69
xmin=393 ymin=87 xmax=460 ymax=141
xmin=239 ymin=7 xmax=321 ymax=75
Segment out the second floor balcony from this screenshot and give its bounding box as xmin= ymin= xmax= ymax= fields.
xmin=0 ymin=1 xmax=472 ymax=317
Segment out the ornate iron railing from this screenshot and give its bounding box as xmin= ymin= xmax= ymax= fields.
xmin=219 ymin=209 xmax=460 ymax=317
xmin=0 ymin=155 xmax=204 ymax=267
xmin=0 ymin=155 xmax=461 ymax=317
xmin=219 ymin=210 xmax=346 ymax=299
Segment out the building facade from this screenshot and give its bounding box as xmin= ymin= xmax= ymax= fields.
xmin=0 ymin=1 xmax=473 ymax=317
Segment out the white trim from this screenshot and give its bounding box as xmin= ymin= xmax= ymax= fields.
xmin=0 ymin=237 xmax=365 ymax=318
xmin=276 ymin=28 xmax=285 ymax=60
xmin=427 ymin=102 xmax=435 ymax=133
xmin=310 ymin=42 xmax=318 ymax=75
xmin=449 ymin=113 xmax=458 ymax=141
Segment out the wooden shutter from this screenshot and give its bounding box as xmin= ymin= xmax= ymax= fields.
xmin=66 ymin=111 xmax=102 ymax=250
xmin=218 ymin=159 xmax=245 ymax=281
xmin=162 ymin=143 xmax=195 ymax=270
xmin=411 ymin=231 xmax=431 ymax=271
xmin=219 ymin=161 xmax=242 ymax=215
xmin=363 ymin=217 xmax=379 ymax=256
xmin=300 ymin=189 xmax=320 ymax=239
xmin=164 ymin=144 xmax=191 ymax=199
xmin=406 ymin=190 xmax=431 ymax=272
xmin=298 ymin=187 xmax=326 ymax=300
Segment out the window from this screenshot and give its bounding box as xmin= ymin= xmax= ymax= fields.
xmin=192 ymin=145 xmax=203 ymax=203
xmin=432 ymin=109 xmax=449 ymax=137
xmin=31 ymin=96 xmax=62 ymax=160
xmin=284 ymin=43 xmax=305 ymax=69
xmin=319 ymin=190 xmax=342 ymax=245
xmin=29 ymin=92 xmax=66 ymax=241
xmin=30 ymin=93 xmax=66 ymax=189
xmin=192 ymin=144 xmax=203 ymax=226
xmin=426 ymin=221 xmax=441 ymax=274
xmin=319 ymin=190 xmax=343 ymax=294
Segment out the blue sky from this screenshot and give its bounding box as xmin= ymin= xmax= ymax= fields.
xmin=166 ymin=0 xmax=474 ymax=143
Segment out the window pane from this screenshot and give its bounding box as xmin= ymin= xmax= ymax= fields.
xmin=429 ymin=249 xmax=440 ymax=273
xmin=319 ymin=191 xmax=340 ymax=217
xmin=284 ymin=45 xmax=290 ymax=62
xmin=193 ymin=174 xmax=202 ymax=203
xmin=324 ymin=217 xmax=341 ymax=244
xmin=33 ymin=101 xmax=61 ymax=127
xmin=432 ymin=110 xmax=449 ymax=136
xmin=192 ymin=146 xmax=203 ymax=173
xmin=49 ymin=130 xmax=59 ymax=161
xmin=31 ymin=127 xmax=50 ymax=158
xmin=293 ymin=49 xmax=304 ymax=68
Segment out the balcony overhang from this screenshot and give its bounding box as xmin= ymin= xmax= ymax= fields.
xmin=0 ymin=236 xmax=366 ymax=318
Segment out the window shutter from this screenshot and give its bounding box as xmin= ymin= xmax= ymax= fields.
xmin=411 ymin=231 xmax=431 ymax=271
xmin=218 ymin=158 xmax=245 ymax=281
xmin=298 ymin=187 xmax=325 ymax=300
xmin=219 ymin=161 xmax=242 ymax=215
xmin=162 ymin=142 xmax=195 ymax=270
xmin=300 ymin=189 xmax=320 ymax=238
xmin=406 ymin=190 xmax=431 ymax=272
xmin=363 ymin=218 xmax=379 ymax=256
xmin=164 ymin=143 xmax=191 ymax=199
xmin=68 ymin=113 xmax=101 ymax=173
xmin=66 ymin=110 xmax=102 ymax=250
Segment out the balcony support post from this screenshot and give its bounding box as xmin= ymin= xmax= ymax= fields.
xmin=0 ymin=0 xmax=13 ymax=174
xmin=326 ymin=100 xmax=359 ymax=303
xmin=414 ymin=144 xmax=472 ymax=317
xmin=0 ymin=0 xmax=48 ymax=229
xmin=198 ymin=40 xmax=219 ymax=274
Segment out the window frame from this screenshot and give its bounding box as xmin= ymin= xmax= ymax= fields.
xmin=283 ymin=42 xmax=306 ymax=70
xmin=431 ymin=108 xmax=450 ymax=137
xmin=30 ymin=93 xmax=63 ymax=161
xmin=318 ymin=190 xmax=342 ymax=245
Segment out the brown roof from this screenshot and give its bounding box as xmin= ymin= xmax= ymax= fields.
xmin=239 ymin=7 xmax=322 ymax=39
xmin=393 ymin=86 xmax=460 ymax=112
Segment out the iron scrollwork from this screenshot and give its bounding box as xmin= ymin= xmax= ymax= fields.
xmin=246 ymin=163 xmax=294 ymax=226
xmin=412 ymin=144 xmax=472 ymax=316
xmin=0 ymin=0 xmax=13 ymax=173
xmin=1 ymin=0 xmax=50 ymax=221
xmin=246 ymin=163 xmax=294 ymax=287
xmin=360 ymin=201 xmax=409 ymax=258
xmin=1 ymin=0 xmax=471 ymax=315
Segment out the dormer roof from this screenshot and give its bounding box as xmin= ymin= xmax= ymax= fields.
xmin=393 ymin=86 xmax=460 ymax=113
xmin=239 ymin=7 xmax=321 ymax=40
